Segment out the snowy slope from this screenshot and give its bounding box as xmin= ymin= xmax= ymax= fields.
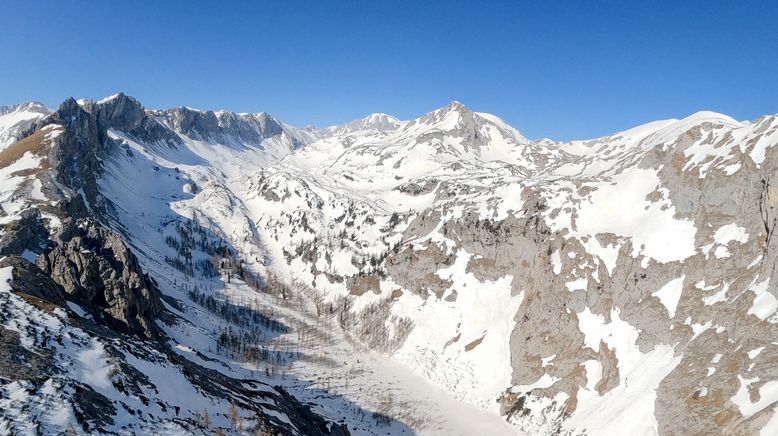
xmin=0 ymin=102 xmax=51 ymax=149
xmin=1 ymin=92 xmax=778 ymax=435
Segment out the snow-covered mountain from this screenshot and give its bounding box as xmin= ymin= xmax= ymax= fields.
xmin=314 ymin=113 xmax=403 ymax=137
xmin=0 ymin=102 xmax=51 ymax=149
xmin=1 ymin=93 xmax=777 ymax=435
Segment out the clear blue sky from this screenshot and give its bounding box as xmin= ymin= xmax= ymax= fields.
xmin=1 ymin=1 xmax=776 ymax=140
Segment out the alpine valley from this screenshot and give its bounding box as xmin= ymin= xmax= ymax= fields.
xmin=1 ymin=93 xmax=777 ymax=435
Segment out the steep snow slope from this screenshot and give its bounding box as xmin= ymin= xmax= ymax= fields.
xmin=1 ymin=92 xmax=778 ymax=435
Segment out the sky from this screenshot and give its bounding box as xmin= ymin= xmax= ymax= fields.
xmin=1 ymin=1 xmax=776 ymax=140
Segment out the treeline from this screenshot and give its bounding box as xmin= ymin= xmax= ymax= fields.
xmin=216 ymin=326 xmax=297 ymax=373
xmin=162 ymin=215 xmax=273 ymax=293
xmin=163 ymin=216 xmax=229 ymax=278
xmin=336 ymin=296 xmax=414 ymax=353
xmin=187 ymin=286 xmax=287 ymax=334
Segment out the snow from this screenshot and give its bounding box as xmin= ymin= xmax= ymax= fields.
xmin=550 ymin=250 xmax=562 ymax=274
xmin=748 ymin=346 xmax=766 ymax=359
xmin=732 ymin=376 xmax=778 ymax=418
xmin=761 ymin=405 xmax=778 ymax=436
xmin=652 ymin=276 xmax=685 ymax=318
xmin=707 ymin=223 xmax=750 ymax=258
xmin=576 ymin=307 xmax=671 ymax=384
xmin=583 ymin=359 xmax=603 ymax=390
xmin=76 ymin=341 xmax=113 ymax=389
xmin=65 ymin=301 xmax=88 ymax=318
xmin=573 ymin=306 xmax=682 ymax=435
xmin=566 ymin=277 xmax=588 ymax=292
xmin=649 ymin=111 xmax=741 ymax=146
xmin=0 ymin=103 xmax=50 ymax=148
xmin=689 ymin=320 xmax=713 ymax=340
xmin=714 ymin=223 xmax=749 ymax=245
xmin=570 ymin=168 xmax=697 ymax=267
xmin=565 ymin=342 xmax=681 ymax=436
xmin=3 ymin=95 xmax=777 ymax=434
xmin=394 ymin=249 xmax=524 ymax=409
xmin=97 ymin=93 xmax=122 ymax=104
xmin=748 ymin=278 xmax=778 ymax=321
xmin=703 ymin=281 xmax=730 ymax=306
xmin=513 ymin=373 xmax=560 ymax=392
xmin=20 ymin=249 xmax=37 ymax=262
xmin=749 ymin=129 xmax=778 ymax=165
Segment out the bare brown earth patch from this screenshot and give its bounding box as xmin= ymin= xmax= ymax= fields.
xmin=464 ymin=333 xmax=485 ymax=352
xmin=16 ymin=292 xmax=60 ymax=313
xmin=348 ymin=275 xmax=380 ymax=296
xmin=0 ymin=128 xmax=54 ymax=169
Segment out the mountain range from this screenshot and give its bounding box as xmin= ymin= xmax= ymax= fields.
xmin=0 ymin=93 xmax=776 ymax=435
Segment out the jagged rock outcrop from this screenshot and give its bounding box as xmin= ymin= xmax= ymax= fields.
xmin=36 ymin=220 xmax=163 ymax=338
xmin=153 ymin=106 xmax=285 ymax=143
xmin=0 ymin=210 xmax=51 ymax=257
xmin=0 ymin=256 xmax=65 ymax=306
xmin=238 ymin=103 xmax=778 ymax=435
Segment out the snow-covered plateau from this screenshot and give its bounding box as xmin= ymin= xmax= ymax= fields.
xmin=0 ymin=93 xmax=777 ymax=435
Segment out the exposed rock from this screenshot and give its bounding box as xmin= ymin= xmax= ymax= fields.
xmin=347 ymin=275 xmax=380 ymax=296
xmin=0 ymin=209 xmax=51 ymax=257
xmin=152 ymin=106 xmax=284 ymax=143
xmin=0 ymin=256 xmax=65 ymax=306
xmin=0 ymin=328 xmax=55 ymax=381
xmin=37 ymin=220 xmax=163 ymax=338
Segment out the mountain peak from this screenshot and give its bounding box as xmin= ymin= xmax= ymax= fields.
xmin=679 ymin=110 xmax=740 ymax=127
xmin=415 ymin=100 xmax=476 ymax=129
xmin=0 ymin=101 xmax=51 ymax=117
xmin=428 ymin=100 xmax=471 ymax=118
xmin=97 ymin=92 xmax=127 ymax=104
xmin=443 ymin=100 xmax=468 ymax=112
xmin=321 ymin=112 xmax=402 ymax=137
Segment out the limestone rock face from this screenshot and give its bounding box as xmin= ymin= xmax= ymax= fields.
xmin=37 ymin=220 xmax=162 ymax=338
xmin=0 ymin=256 xmax=65 ymax=306
xmin=0 ymin=93 xmax=354 ymax=435
xmin=153 ymin=106 xmax=285 ymax=143
xmin=0 ymin=210 xmax=51 ymax=258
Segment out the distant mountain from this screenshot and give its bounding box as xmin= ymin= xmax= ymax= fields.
xmin=0 ymin=93 xmax=777 ymax=435
xmin=315 ymin=112 xmax=403 ymax=137
xmin=0 ymin=101 xmax=51 ymax=148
